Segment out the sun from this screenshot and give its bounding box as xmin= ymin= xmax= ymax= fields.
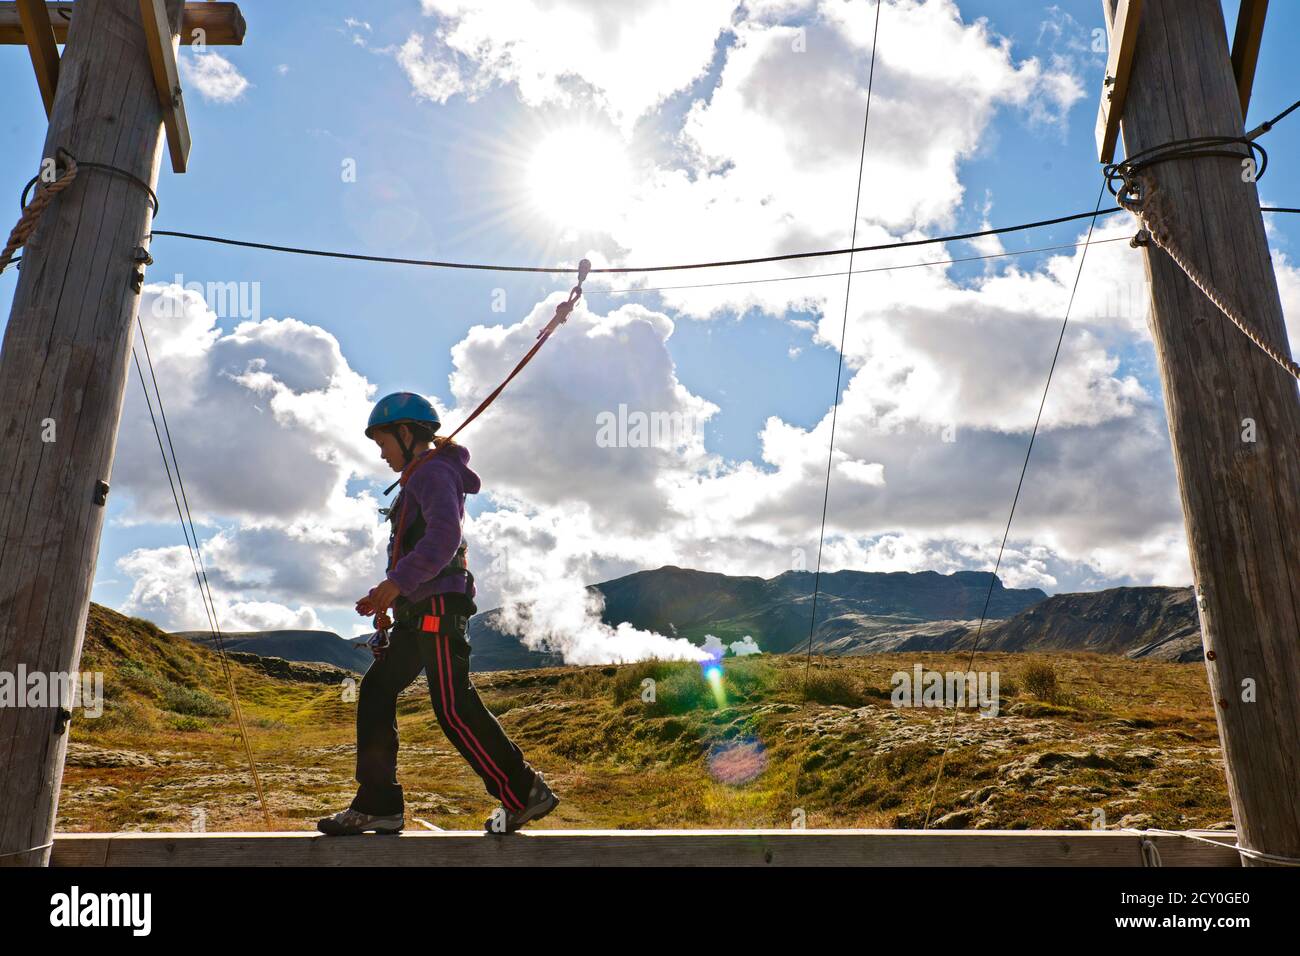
xmin=525 ymin=123 xmax=633 ymax=233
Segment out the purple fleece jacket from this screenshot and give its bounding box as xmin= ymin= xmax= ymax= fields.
xmin=385 ymin=444 xmax=481 ymax=602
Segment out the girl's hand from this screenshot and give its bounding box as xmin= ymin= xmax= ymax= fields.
xmin=355 ymin=579 xmax=401 ymax=616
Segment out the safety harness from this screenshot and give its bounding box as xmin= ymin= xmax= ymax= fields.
xmin=385 ymin=447 xmax=475 ymax=632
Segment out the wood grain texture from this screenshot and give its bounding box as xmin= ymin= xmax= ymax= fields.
xmin=1109 ymin=0 xmax=1300 ymax=865
xmin=15 ymin=0 xmax=59 ymax=115
xmin=138 ymin=0 xmax=190 ymax=173
xmin=0 ymin=1 xmax=244 ymax=45
xmin=0 ymin=0 xmax=182 ymax=867
xmin=1229 ymin=0 xmax=1268 ymax=121
xmin=1095 ymin=0 xmax=1144 ymax=163
xmin=49 ymin=830 xmax=1242 ymax=868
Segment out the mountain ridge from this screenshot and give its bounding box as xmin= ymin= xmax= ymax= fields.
xmin=468 ymin=565 xmax=1048 ymax=670
xmin=176 ymin=628 xmax=373 ymax=673
xmin=170 ymin=568 xmax=1200 ymax=672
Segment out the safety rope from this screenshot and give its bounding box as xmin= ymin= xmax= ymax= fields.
xmin=1246 ymin=95 xmax=1300 ymax=140
xmin=0 ymin=840 xmax=54 ymax=861
xmin=132 ymin=329 xmax=273 ymax=829
xmin=1114 ymin=174 xmax=1300 ymax=381
xmin=0 ymin=151 xmax=78 ymax=274
xmin=803 ymin=0 xmax=881 ymax=688
xmin=920 ymin=177 xmax=1111 ymax=829
xmin=442 ymin=258 xmax=591 ymax=442
xmin=586 ymin=237 xmax=1132 ymax=298
xmin=1124 ymin=828 xmax=1300 ymax=868
xmin=148 ymin=210 xmax=1128 ymax=276
xmin=915 ymin=124 xmax=1299 ymax=828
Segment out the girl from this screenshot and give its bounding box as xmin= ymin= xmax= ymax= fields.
xmin=318 ymin=392 xmax=558 ymax=835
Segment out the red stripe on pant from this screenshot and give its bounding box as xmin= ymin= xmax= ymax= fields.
xmin=432 ymin=633 xmax=526 ymax=812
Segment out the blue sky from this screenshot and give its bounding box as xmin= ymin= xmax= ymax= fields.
xmin=1 ymin=0 xmax=1296 ymax=653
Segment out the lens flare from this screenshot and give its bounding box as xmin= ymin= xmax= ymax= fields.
xmin=707 ymin=737 xmax=768 ymax=786
xmin=702 ymin=659 xmax=726 ymax=708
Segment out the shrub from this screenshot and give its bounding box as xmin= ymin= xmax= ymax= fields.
xmin=723 ymin=657 xmax=778 ymax=700
xmin=782 ymin=668 xmax=866 ymax=707
xmin=556 ymin=668 xmax=610 ymax=700
xmin=648 ymin=667 xmax=712 ymax=715
xmin=1021 ymin=661 xmax=1060 ymax=703
xmin=612 ymin=659 xmax=690 ymax=705
xmin=485 ymin=695 xmax=527 ymax=717
xmin=96 ymin=697 xmax=157 ymax=732
xmin=160 ymin=683 xmax=231 ymax=718
xmin=118 ymin=659 xmax=231 ymax=717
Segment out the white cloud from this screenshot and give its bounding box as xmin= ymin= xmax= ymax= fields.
xmin=113 ymin=286 xmax=388 ymax=633
xmin=180 ymin=51 xmax=250 ymax=103
xmin=837 ymin=458 xmax=886 ymax=485
xmin=118 ymin=543 xmax=325 ymax=633
xmin=446 ymin=297 xmax=718 ymax=526
xmin=585 ymin=0 xmax=1096 ymax=329
xmin=1271 ymin=249 xmax=1300 ymax=355
xmin=398 ymin=0 xmax=737 ymax=127
xmin=704 ymin=633 xmax=762 ymax=657
xmin=396 ymin=34 xmax=463 ymax=101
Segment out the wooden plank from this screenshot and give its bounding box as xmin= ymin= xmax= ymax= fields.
xmin=50 ymin=830 xmax=1243 ymax=867
xmin=0 ymin=0 xmax=181 ymax=868
xmin=0 ymin=1 xmax=244 ymax=45
xmin=1113 ymin=0 xmax=1300 ymax=867
xmin=1095 ymin=0 xmax=1144 ymax=163
xmin=138 ymin=0 xmax=189 ymax=173
xmin=1229 ymin=0 xmax=1267 ymax=121
xmin=16 ymin=0 xmax=59 ymax=115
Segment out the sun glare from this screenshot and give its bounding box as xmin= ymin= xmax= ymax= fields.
xmin=525 ymin=124 xmax=633 ymax=232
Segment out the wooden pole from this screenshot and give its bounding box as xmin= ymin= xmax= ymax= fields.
xmin=1109 ymin=0 xmax=1300 ymax=865
xmin=0 ymin=0 xmax=182 ymax=867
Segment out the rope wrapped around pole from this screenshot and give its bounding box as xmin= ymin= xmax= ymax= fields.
xmin=0 ymin=153 xmax=79 ymax=275
xmin=1117 ymin=172 xmax=1300 ymax=382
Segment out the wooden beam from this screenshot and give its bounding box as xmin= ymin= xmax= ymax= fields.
xmin=138 ymin=0 xmax=189 ymax=173
xmin=1095 ymin=0 xmax=1144 ymax=163
xmin=1230 ymin=0 xmax=1267 ymax=121
xmin=50 ymin=829 xmax=1243 ymax=867
xmin=1109 ymin=0 xmax=1300 ymax=866
xmin=16 ymin=0 xmax=59 ymax=115
xmin=0 ymin=1 xmax=245 ymax=45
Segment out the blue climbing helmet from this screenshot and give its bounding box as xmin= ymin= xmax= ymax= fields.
xmin=365 ymin=392 xmax=441 ymax=439
xmin=367 ymin=392 xmax=442 ymax=473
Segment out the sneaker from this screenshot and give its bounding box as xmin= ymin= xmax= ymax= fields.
xmin=484 ymin=773 xmax=560 ymax=834
xmin=317 ymin=807 xmax=404 ymax=836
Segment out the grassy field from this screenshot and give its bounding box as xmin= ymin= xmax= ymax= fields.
xmin=59 ymin=603 xmax=1232 ymax=833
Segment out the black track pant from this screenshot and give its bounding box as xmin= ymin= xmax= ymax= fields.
xmin=349 ymin=609 xmax=537 ymax=817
